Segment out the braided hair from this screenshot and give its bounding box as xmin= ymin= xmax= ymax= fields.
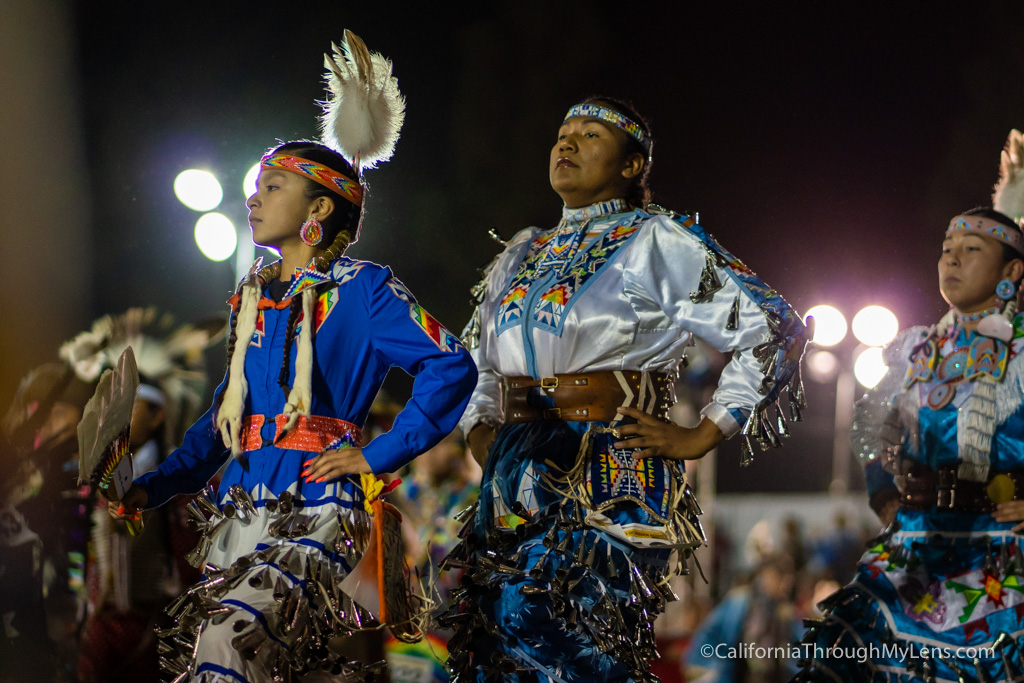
xmin=582 ymin=96 xmax=653 ymax=210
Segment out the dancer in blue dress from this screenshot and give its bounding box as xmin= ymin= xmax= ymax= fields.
xmin=110 ymin=32 xmax=477 ymax=682
xmin=797 ymin=130 xmax=1024 ymax=683
xmin=441 ymin=97 xmax=807 ymax=682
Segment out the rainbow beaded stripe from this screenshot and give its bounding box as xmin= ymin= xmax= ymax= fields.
xmin=260 ymin=154 xmax=362 ymax=206
xmin=946 ymin=214 xmax=1024 ymax=255
xmin=563 ymin=103 xmax=651 ymax=152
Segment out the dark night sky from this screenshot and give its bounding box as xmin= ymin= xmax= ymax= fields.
xmin=68 ymin=2 xmax=1024 ymax=491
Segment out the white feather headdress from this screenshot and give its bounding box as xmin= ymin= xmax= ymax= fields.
xmin=993 ymin=128 xmax=1024 ymax=222
xmin=319 ymin=30 xmax=406 ymax=170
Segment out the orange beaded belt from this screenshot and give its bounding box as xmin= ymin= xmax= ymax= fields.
xmin=239 ymin=414 xmax=362 ymax=453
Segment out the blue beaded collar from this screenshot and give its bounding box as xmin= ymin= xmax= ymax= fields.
xmin=561 ymin=198 xmax=629 ymax=224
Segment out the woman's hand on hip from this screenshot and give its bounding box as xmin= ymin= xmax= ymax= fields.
xmin=613 ymin=407 xmax=724 ymax=460
xmin=468 ymin=424 xmax=497 ymax=468
xmin=303 ymin=447 xmax=373 ymax=484
xmin=994 ymin=500 xmax=1024 ymax=532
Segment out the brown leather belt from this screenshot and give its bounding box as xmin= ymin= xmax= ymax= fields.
xmin=900 ymin=464 xmax=1024 ymax=514
xmin=502 ymin=370 xmax=674 ymax=424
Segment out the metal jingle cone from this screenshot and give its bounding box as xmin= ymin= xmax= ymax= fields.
xmin=268 ymin=511 xmax=294 ymax=537
xmin=557 ymin=529 xmax=574 ymax=555
xmin=196 ymin=490 xmax=223 ymax=518
xmin=198 ymin=596 xmax=230 ymax=619
xmin=725 ymin=295 xmax=740 ymax=331
xmin=278 ymin=490 xmax=294 ymax=514
xmin=776 ymin=403 xmax=790 ymax=437
xmin=606 ymin=545 xmax=619 ymax=581
xmin=542 ymin=524 xmax=560 ymax=549
xmin=529 ymin=549 xmax=551 ymax=580
xmin=239 ymin=633 xmax=270 ymax=661
xmin=279 ymin=586 xmax=302 ymax=632
xmin=272 ymin=574 xmax=290 ymax=602
xmin=788 ymin=389 xmax=803 ymax=422
xmin=740 ymin=437 xmax=755 ymax=467
xmin=186 ymin=499 xmax=208 ymax=525
xmin=158 ymin=656 xmax=186 ymax=675
xmin=630 ymin=564 xmax=654 ymax=600
xmin=154 ymin=625 xmax=181 ymax=638
xmin=185 ymin=535 xmax=212 ymax=569
xmin=166 ymin=591 xmax=192 ymax=617
xmin=229 ymin=484 xmax=258 ymax=519
xmin=573 ymin=535 xmax=588 ymax=565
xmin=187 ymin=572 xmax=229 ymax=596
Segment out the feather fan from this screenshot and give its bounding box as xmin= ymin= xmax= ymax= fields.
xmin=77 ymin=347 xmax=140 ymax=532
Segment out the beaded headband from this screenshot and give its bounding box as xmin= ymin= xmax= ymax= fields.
xmin=259 ymin=154 xmax=362 ymax=207
xmin=563 ymin=103 xmax=652 ymax=154
xmin=946 ymin=214 xmax=1024 ymax=255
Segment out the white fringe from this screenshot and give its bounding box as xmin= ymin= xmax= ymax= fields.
xmin=957 ymin=377 xmax=997 ymax=481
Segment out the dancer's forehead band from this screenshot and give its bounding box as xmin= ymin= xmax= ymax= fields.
xmin=259 ymin=154 xmax=362 ymax=206
xmin=563 ymin=103 xmax=652 ymax=154
xmin=946 ymin=214 xmax=1024 ymax=256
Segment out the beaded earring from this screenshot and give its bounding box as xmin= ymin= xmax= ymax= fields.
xmin=299 ymin=216 xmax=324 ymax=247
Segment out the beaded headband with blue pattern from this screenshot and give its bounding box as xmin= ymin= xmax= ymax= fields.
xmin=259 ymin=154 xmax=363 ymax=207
xmin=946 ymin=214 xmax=1024 ymax=255
xmin=563 ymin=103 xmax=652 ymax=154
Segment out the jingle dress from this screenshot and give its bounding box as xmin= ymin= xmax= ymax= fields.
xmin=133 ymin=257 xmax=477 ymax=682
xmin=443 ymin=199 xmax=806 ymax=682
xmin=797 ymin=317 xmax=1024 ymax=682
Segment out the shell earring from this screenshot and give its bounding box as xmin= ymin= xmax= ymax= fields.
xmin=299 ymin=216 xmax=323 ymax=246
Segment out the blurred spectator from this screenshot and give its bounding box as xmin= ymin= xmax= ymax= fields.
xmin=685 ymin=553 xmax=800 ymax=683
xmin=809 ymin=511 xmax=864 ymax=582
xmin=385 ymin=430 xmax=480 ymax=682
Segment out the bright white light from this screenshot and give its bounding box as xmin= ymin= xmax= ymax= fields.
xmin=852 ymin=305 xmax=899 ymax=347
xmin=805 ymin=305 xmax=848 ymax=346
xmin=853 ymin=347 xmax=889 ymax=388
xmin=194 ymin=212 xmax=237 ymax=261
xmin=805 ymin=349 xmax=840 ymax=383
xmin=243 ymin=163 xmax=261 ymax=199
xmin=174 ymin=169 xmax=223 ymax=211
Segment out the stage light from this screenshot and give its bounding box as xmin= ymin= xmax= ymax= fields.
xmin=805 ymin=305 xmax=847 ymax=346
xmin=805 ymin=349 xmax=840 ymax=383
xmin=174 ymin=169 xmax=223 ymax=211
xmin=243 ymin=163 xmax=261 ymax=199
xmin=853 ymin=347 xmax=888 ymax=388
xmin=194 ymin=212 xmax=237 ymax=262
xmin=852 ymin=305 xmax=899 ymax=347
